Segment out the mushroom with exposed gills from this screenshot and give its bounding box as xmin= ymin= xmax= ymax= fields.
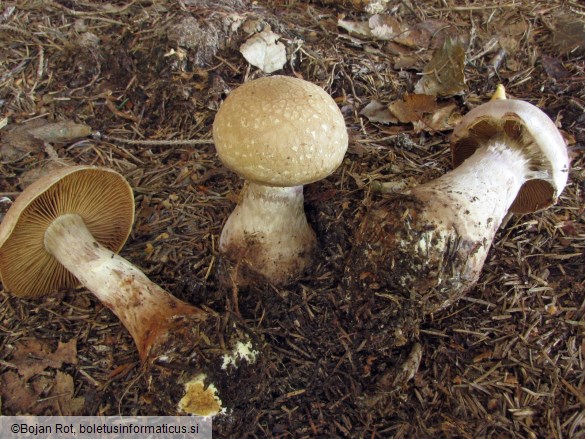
xmin=0 ymin=165 xmax=260 ymax=416
xmin=213 ymin=75 xmax=348 ymax=285
xmin=346 ymin=86 xmax=569 ymax=337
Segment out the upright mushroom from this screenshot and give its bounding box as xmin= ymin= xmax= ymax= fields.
xmin=213 ymin=75 xmax=348 ymax=285
xmin=0 ymin=165 xmax=261 ymax=416
xmin=346 ymin=88 xmax=569 ymax=345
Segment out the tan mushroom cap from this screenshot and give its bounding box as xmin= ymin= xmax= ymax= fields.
xmin=0 ymin=165 xmax=135 ymax=297
xmin=451 ymin=99 xmax=569 ymax=214
xmin=213 ymin=75 xmax=349 ymax=187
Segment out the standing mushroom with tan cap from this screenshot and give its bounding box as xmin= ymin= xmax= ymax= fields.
xmin=213 ymin=75 xmax=348 ymax=285
xmin=0 ymin=165 xmax=262 ymax=416
xmin=346 ymin=87 xmax=569 ymax=346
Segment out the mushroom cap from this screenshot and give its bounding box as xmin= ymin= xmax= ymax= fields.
xmin=0 ymin=165 xmax=135 ymax=297
xmin=213 ymin=75 xmax=348 ymax=187
xmin=451 ymin=99 xmax=569 ymax=214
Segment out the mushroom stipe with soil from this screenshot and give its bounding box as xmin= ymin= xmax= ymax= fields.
xmin=0 ymin=165 xmax=262 ymax=416
xmin=213 ymin=75 xmax=348 ymax=286
xmin=345 ymin=87 xmax=569 ymax=354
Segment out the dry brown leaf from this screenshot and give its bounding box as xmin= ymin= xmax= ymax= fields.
xmin=360 ymin=100 xmax=398 ymax=124
xmin=0 ymin=120 xmax=45 ymax=161
xmin=27 ymin=121 xmax=92 ymax=143
xmin=337 ymin=18 xmax=371 ymax=38
xmin=418 ymin=21 xmax=461 ymax=50
xmin=338 ymin=14 xmax=402 ymax=41
xmin=0 ymin=371 xmax=39 ymax=413
xmin=388 ymin=94 xmax=437 ymax=123
xmin=541 ymin=55 xmax=571 ymax=81
xmin=10 ymin=338 xmax=78 ymax=381
xmin=2 ymin=371 xmax=86 ymax=415
xmin=414 ymin=37 xmax=466 ymax=97
xmin=552 ymin=18 xmax=585 ymax=56
xmin=393 ymin=54 xmax=420 ymax=70
xmin=393 ymin=20 xmax=453 ymax=49
xmin=33 ymin=371 xmax=85 ymax=415
xmin=412 ymin=103 xmax=461 ymax=133
xmin=393 ymin=26 xmax=430 ymax=49
xmin=0 ymin=120 xmax=91 ymax=162
xmin=369 ymin=14 xmax=402 ymax=41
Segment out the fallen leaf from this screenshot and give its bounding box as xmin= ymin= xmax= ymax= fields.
xmin=360 ymin=100 xmax=398 ymax=124
xmin=18 ymin=160 xmax=71 ymax=189
xmin=10 ymin=338 xmax=78 ymax=381
xmin=412 ymin=102 xmax=461 ymax=133
xmin=396 ymin=20 xmax=455 ymax=50
xmin=414 ymin=37 xmax=466 ymax=97
xmin=552 ymin=18 xmax=585 ymax=55
xmin=393 ymin=54 xmax=420 ymax=70
xmin=393 ymin=26 xmax=430 ymax=49
xmin=338 ymin=14 xmax=402 ymax=41
xmin=240 ymin=28 xmax=287 ymax=74
xmin=417 ymin=20 xmax=461 ymax=50
xmin=322 ymin=0 xmax=390 ymax=14
xmin=33 ymin=371 xmax=85 ymax=415
xmin=53 ymin=339 xmax=78 ymax=366
xmin=0 ymin=120 xmax=45 ymax=161
xmin=0 ymin=371 xmax=39 ymax=412
xmin=337 ymin=18 xmax=371 ymax=38
xmin=1 ymin=371 xmax=86 ymax=415
xmin=388 ymin=94 xmax=437 ymax=123
xmin=27 ymin=121 xmax=92 ymax=143
xmin=368 ymin=14 xmax=402 ymax=40
xmin=541 ymin=55 xmax=570 ymax=81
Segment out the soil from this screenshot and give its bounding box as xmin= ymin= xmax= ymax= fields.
xmin=1 ymin=0 xmax=584 ymax=438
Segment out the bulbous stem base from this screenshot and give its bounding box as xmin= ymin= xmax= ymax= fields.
xmin=220 ymin=183 xmax=316 ymax=285
xmin=345 ymin=141 xmax=528 ymax=348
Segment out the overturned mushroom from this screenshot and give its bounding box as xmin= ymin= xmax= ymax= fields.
xmin=213 ymin=75 xmax=348 ymax=285
xmin=346 ymin=87 xmax=569 ymax=345
xmin=0 ymin=166 xmax=261 ymax=416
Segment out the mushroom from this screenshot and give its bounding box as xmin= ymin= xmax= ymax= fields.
xmin=0 ymin=165 xmax=260 ymax=416
xmin=213 ymin=75 xmax=348 ymax=285
xmin=346 ymin=87 xmax=569 ymax=335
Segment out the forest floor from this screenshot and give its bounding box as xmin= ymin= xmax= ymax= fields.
xmin=1 ymin=0 xmax=584 ymax=437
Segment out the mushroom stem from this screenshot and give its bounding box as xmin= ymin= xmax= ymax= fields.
xmin=0 ymin=165 xmax=264 ymax=417
xmin=409 ymin=139 xmax=528 ymax=250
xmin=348 ymin=138 xmax=531 ymax=316
xmin=220 ymin=183 xmax=316 ymax=284
xmin=43 ymin=213 xmax=205 ymax=362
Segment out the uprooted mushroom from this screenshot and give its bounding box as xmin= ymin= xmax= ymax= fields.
xmin=346 ymin=87 xmax=569 ymax=349
xmin=213 ymin=75 xmax=348 ymax=286
xmin=0 ymin=165 xmax=263 ymax=416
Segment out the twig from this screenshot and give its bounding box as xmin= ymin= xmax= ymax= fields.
xmin=98 ymin=134 xmax=214 ymax=146
xmin=432 ymin=4 xmax=517 ymax=11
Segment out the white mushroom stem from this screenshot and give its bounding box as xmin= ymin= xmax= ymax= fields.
xmin=409 ymin=139 xmax=531 ymax=255
xmin=219 ymin=182 xmax=316 ymax=285
xmin=351 ymin=137 xmax=539 ymax=311
xmin=43 ymin=213 xmax=205 ymax=361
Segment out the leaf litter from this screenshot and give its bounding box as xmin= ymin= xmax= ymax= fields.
xmin=0 ymin=338 xmax=82 ymax=414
